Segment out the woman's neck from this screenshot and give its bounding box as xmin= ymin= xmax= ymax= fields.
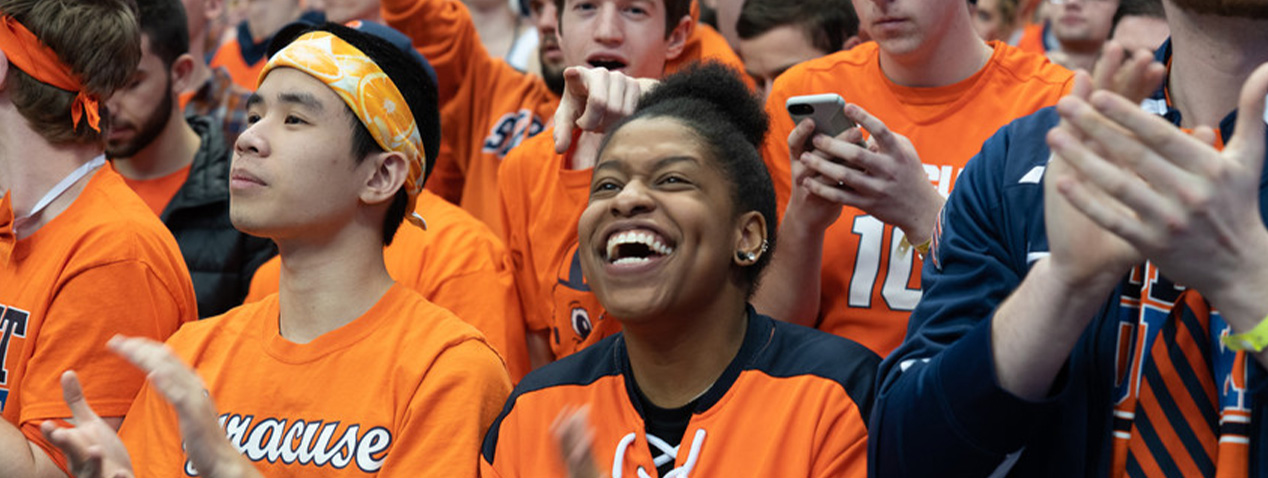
xmin=622 ymin=292 xmax=750 ymax=409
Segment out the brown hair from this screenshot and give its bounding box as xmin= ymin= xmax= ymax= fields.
xmin=0 ymin=0 xmax=141 ymax=144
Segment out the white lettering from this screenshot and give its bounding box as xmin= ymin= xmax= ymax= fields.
xmin=182 ymin=415 xmax=393 ymax=475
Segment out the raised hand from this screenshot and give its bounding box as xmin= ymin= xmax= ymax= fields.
xmin=552 ymin=405 xmax=606 ymax=478
xmin=1050 ymin=62 xmax=1268 ymax=322
xmin=553 ymin=66 xmax=658 ymax=154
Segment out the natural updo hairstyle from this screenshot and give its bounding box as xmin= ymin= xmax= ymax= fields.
xmin=598 ymin=62 xmax=777 ymax=298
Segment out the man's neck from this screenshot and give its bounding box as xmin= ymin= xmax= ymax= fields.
xmin=1054 ymin=41 xmax=1100 ymax=72
xmin=274 ymin=222 xmax=395 ymax=344
xmin=878 ymin=24 xmax=994 ymax=87
xmin=112 ymin=109 xmax=201 ymax=180
xmin=0 ymin=109 xmax=104 ymax=236
xmin=1166 ymin=12 xmax=1268 ymax=128
xmin=622 ymin=288 xmax=750 ymax=409
xmin=467 ymin=1 xmax=520 ymax=60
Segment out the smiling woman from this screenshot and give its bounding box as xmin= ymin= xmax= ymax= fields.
xmin=480 ymin=63 xmax=881 ymax=478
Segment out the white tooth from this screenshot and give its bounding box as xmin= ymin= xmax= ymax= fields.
xmin=607 ymin=237 xmax=618 ymax=261
xmin=613 ymin=256 xmax=650 ymax=266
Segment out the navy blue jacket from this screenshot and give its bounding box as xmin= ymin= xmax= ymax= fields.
xmin=870 ymin=47 xmax=1268 ymax=476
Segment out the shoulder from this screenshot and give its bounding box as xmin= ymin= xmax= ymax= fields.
xmin=63 ymin=169 xmax=186 ymax=271
xmin=499 ymin=130 xmax=562 ymax=185
xmin=750 ymin=316 xmax=880 ymax=399
xmin=775 ymin=44 xmax=877 ymax=90
xmin=164 ymin=298 xmax=269 ymax=360
xmin=987 ymin=42 xmax=1074 ymax=90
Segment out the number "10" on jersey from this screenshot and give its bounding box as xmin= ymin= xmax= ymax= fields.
xmin=848 ymin=215 xmax=922 ymax=311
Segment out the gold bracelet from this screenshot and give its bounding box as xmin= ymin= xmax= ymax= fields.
xmin=1221 ymin=313 xmax=1268 ymax=352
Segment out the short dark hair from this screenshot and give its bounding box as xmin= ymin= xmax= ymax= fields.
xmin=268 ymin=22 xmax=441 ymax=246
xmin=135 ymin=0 xmax=189 ymax=68
xmin=553 ymin=0 xmax=693 ymax=39
xmin=599 ymin=62 xmax=776 ymax=297
xmin=736 ymin=0 xmax=858 ymax=54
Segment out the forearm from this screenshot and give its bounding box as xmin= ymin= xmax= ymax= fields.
xmin=0 ymin=419 xmax=70 ymax=478
xmin=990 ymin=259 xmax=1117 ymax=400
xmin=752 ymin=207 xmax=826 ymax=326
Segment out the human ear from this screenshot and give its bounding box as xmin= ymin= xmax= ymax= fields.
xmin=663 ymin=15 xmax=693 ymax=62
xmin=733 ymin=210 xmax=767 ymax=265
xmin=170 ymin=53 xmax=197 ymax=94
xmin=360 ymin=151 xmax=409 ymax=205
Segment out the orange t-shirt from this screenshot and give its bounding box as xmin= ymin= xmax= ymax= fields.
xmin=108 ymin=161 xmax=193 ymax=216
xmin=209 ymin=37 xmax=266 ymax=90
xmin=0 ymin=168 xmax=196 ymax=473
xmin=245 ymin=190 xmax=531 ymax=381
xmin=383 ymin=0 xmax=751 ymax=234
xmin=762 ymin=41 xmax=1073 ymax=357
xmin=119 ymin=284 xmax=512 ymax=477
xmin=498 ymin=130 xmax=618 ymax=361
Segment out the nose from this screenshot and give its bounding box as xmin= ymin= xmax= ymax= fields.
xmin=535 ymin=1 xmax=558 ymax=35
xmin=610 ymin=180 xmax=654 ymax=217
xmin=234 ymin=121 xmax=269 ymax=158
xmin=593 ymin=4 xmax=623 ymax=45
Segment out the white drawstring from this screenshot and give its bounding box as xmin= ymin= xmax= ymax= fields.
xmin=611 ymin=429 xmax=707 ymax=478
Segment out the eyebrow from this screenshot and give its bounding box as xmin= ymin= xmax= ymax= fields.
xmin=244 ymin=92 xmax=326 ymax=113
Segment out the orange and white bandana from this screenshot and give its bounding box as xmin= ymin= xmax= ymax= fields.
xmin=259 ymin=31 xmax=427 ymax=228
xmin=0 ymin=15 xmax=100 ymax=132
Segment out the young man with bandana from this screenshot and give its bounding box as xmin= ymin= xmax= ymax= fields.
xmin=41 ymin=22 xmax=512 ymax=477
xmin=0 ymin=1 xmax=197 ymax=477
xmin=872 ymin=0 xmax=1268 ymax=475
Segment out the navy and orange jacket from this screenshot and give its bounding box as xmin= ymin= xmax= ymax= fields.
xmin=482 ymin=308 xmax=879 ymax=477
xmin=871 ymin=41 xmax=1268 ymax=477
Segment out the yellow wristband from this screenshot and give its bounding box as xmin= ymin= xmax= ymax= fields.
xmin=1221 ymin=313 xmax=1268 ymax=352
xmin=898 ymin=236 xmax=932 ymax=257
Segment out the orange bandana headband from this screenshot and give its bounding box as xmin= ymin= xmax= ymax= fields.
xmin=259 ymin=31 xmax=427 ymax=228
xmin=0 ymin=16 xmax=100 ymax=132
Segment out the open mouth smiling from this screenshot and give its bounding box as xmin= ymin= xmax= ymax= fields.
xmin=604 ymin=229 xmax=675 ymax=265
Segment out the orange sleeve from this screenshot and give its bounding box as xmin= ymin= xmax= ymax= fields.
xmin=379 ymin=339 xmax=511 ymax=477
xmin=380 ymin=0 xmax=482 ymax=107
xmin=243 ymin=255 xmax=281 ymax=304
xmin=20 ymin=261 xmax=192 ymax=473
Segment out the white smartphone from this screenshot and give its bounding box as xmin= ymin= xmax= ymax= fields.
xmin=786 ymin=93 xmax=856 ymax=138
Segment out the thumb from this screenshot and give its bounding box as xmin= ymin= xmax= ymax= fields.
xmin=1228 ymin=62 xmax=1268 ymax=170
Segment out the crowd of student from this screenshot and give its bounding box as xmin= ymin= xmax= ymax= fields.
xmin=1 ymin=0 xmax=1266 ymax=476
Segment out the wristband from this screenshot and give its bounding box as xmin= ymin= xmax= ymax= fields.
xmin=1221 ymin=313 xmax=1268 ymax=352
xmin=898 ymin=236 xmax=932 ymax=258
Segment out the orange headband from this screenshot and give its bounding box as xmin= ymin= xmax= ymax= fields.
xmin=0 ymin=16 xmax=99 ymax=132
xmin=259 ymin=31 xmax=427 ymax=228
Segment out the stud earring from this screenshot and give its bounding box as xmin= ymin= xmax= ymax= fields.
xmin=736 ymin=250 xmax=757 ymax=262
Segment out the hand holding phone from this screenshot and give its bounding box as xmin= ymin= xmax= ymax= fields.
xmin=786 ymin=93 xmax=857 ymax=139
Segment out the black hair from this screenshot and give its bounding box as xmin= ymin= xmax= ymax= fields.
xmin=736 ymin=0 xmax=859 ymax=54
xmin=598 ymin=62 xmax=776 ymax=298
xmin=135 ymin=0 xmax=190 ymax=68
xmin=267 ymin=22 xmax=441 ymax=246
xmin=553 ymin=0 xmax=692 ymax=40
